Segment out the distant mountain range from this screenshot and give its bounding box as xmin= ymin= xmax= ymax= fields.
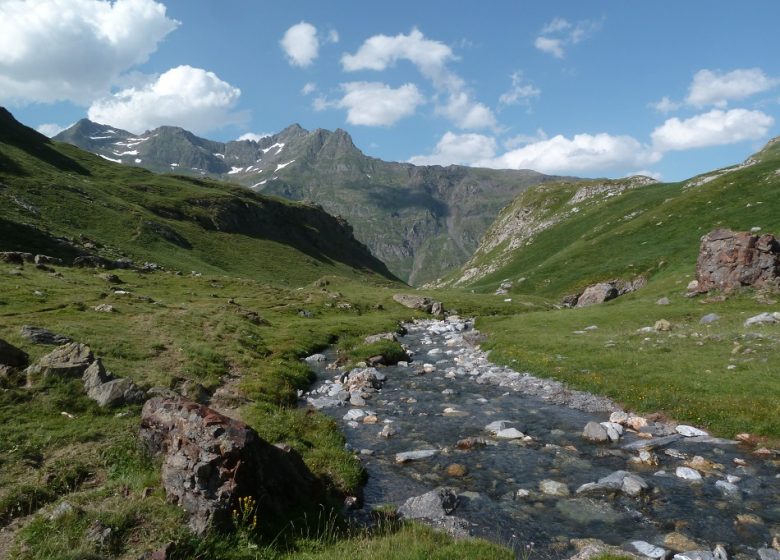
xmin=54 ymin=120 xmax=572 ymax=284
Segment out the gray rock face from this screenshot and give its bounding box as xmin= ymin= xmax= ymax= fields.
xmin=20 ymin=325 xmax=72 ymax=345
xmin=397 ymin=487 xmax=458 ymax=519
xmin=25 ymin=342 xmax=94 ymax=385
xmin=139 ymin=396 xmax=323 ymax=535
xmin=695 ymin=229 xmax=780 ymax=293
xmin=0 ymin=338 xmax=28 ymax=367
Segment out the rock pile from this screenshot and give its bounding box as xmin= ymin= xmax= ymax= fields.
xmin=139 ymin=397 xmax=323 ymax=534
xmin=696 ymin=229 xmax=780 ymax=293
xmin=392 ymin=294 xmax=445 ymax=316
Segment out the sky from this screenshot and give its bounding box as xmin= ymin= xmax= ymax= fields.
xmin=2 ymin=0 xmax=780 ymax=181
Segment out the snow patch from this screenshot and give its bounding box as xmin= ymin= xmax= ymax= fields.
xmin=99 ymin=154 xmax=122 ymax=163
xmin=89 ymin=135 xmax=113 ymax=140
xmin=261 ymin=142 xmax=285 ymax=154
xmin=275 ymin=159 xmax=295 ymax=171
xmin=134 ymin=158 xmax=142 ymax=163
xmin=251 ymin=179 xmax=268 ymax=188
xmin=170 ymin=163 xmax=179 ymax=167
xmin=213 ymin=153 xmax=225 ymax=159
xmin=228 ymin=166 xmax=244 ymax=174
xmin=114 ymin=150 xmax=138 ymax=156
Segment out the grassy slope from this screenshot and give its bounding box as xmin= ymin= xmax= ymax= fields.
xmin=451 ymin=141 xmax=780 ymax=442
xmin=0 ymin=112 xmax=511 ymax=559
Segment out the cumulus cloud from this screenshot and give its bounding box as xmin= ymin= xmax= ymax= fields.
xmin=409 ymin=132 xmax=497 ymax=166
xmin=87 ymin=65 xmax=246 ymax=134
xmin=341 ymin=28 xmax=496 ymax=130
xmin=301 ymin=82 xmax=317 ymax=95
xmin=686 ymin=68 xmax=779 ymax=107
xmin=651 ymin=108 xmax=774 ymax=151
xmin=280 ymin=21 xmax=320 ymax=67
xmin=237 ymin=132 xmax=271 ymax=142
xmin=650 ymin=96 xmax=681 ymax=114
xmin=535 ymin=17 xmax=602 ymax=59
xmin=476 ymin=133 xmax=661 ymax=174
xmin=499 ymin=71 xmax=541 ymax=107
xmin=437 ymin=92 xmax=497 ymax=129
xmin=0 ymin=0 xmax=179 ymax=104
xmin=315 ymin=82 xmax=424 ymax=127
xmin=36 ymin=123 xmax=68 ymax=137
xmin=503 ymin=129 xmax=548 ymax=149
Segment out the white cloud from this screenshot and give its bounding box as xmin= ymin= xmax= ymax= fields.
xmin=499 ymin=71 xmax=541 ymax=107
xmin=87 ymin=65 xmax=246 ymax=135
xmin=315 ymin=82 xmax=424 ymax=127
xmin=650 ymin=96 xmax=681 ymax=114
xmin=237 ymin=132 xmax=271 ymax=142
xmin=686 ymin=68 xmax=779 ymax=108
xmin=409 ymin=131 xmax=497 ymax=166
xmin=0 ymin=0 xmax=179 ymax=104
xmin=476 ymin=133 xmax=661 ymax=174
xmin=327 ymin=29 xmax=340 ymax=44
xmin=341 ymin=28 xmax=496 ymax=130
xmin=651 ymin=108 xmax=774 ymax=151
xmin=280 ymin=21 xmax=319 ymax=67
xmin=301 ymin=82 xmax=317 ymax=95
xmin=503 ymin=129 xmax=548 ymax=149
xmin=534 ymin=37 xmax=564 ymax=59
xmin=36 ymin=122 xmax=68 ymax=137
xmin=437 ymin=92 xmax=497 ymax=130
xmin=341 ymin=28 xmax=457 ymax=89
xmin=535 ymin=17 xmax=602 ymax=59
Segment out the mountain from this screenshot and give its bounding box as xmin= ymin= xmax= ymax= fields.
xmin=1 ymin=108 xmax=397 ymax=285
xmin=441 ymin=139 xmax=780 ymax=297
xmin=54 ymin=120 xmax=570 ymax=284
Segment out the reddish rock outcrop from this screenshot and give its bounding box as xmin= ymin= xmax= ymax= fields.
xmin=139 ymin=397 xmax=323 ymax=535
xmin=696 ymin=229 xmax=780 ymax=293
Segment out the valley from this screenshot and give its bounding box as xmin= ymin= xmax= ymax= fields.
xmin=2 ymin=108 xmax=780 ymax=560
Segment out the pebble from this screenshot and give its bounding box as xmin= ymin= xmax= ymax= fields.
xmin=675 ymin=466 xmax=703 ymax=481
xmin=539 ymin=479 xmax=570 ymax=497
xmin=395 ymin=449 xmax=438 ymax=463
xmin=495 ymin=428 xmax=525 ymax=440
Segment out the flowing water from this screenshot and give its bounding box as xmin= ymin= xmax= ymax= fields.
xmin=304 ymin=318 xmax=780 ymax=559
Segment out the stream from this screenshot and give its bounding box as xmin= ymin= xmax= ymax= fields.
xmin=303 ymin=317 xmax=780 ymax=559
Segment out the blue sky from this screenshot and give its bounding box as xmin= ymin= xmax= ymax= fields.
xmin=2 ymin=0 xmax=780 ymax=181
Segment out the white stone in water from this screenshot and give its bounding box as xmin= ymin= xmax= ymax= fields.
xmin=539 ymin=479 xmax=569 ymax=496
xmin=630 ymin=541 xmax=668 ymax=559
xmin=395 ymin=449 xmax=438 ymax=463
xmin=726 ymin=475 xmax=741 ymax=484
xmin=484 ymin=420 xmax=513 ymax=434
xmin=715 ymin=480 xmax=740 ymax=497
xmin=600 ymin=421 xmax=623 ymax=442
xmin=515 ymin=489 xmax=531 ymax=499
xmin=676 ymin=425 xmax=708 ymax=437
xmin=428 ymin=348 xmax=442 ymax=355
xmin=674 ymin=552 xmax=715 ymax=560
xmin=343 ymin=409 xmax=365 ymax=421
xmin=347 ymin=421 xmax=359 ymax=428
xmin=397 ymin=361 xmax=408 ymax=367
xmin=675 ymin=466 xmax=702 ymax=481
xmin=304 ymin=353 xmax=327 ymax=363
xmin=496 ymin=428 xmax=525 ymax=439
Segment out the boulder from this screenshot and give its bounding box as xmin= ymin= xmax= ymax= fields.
xmin=576 ymin=283 xmax=618 ymax=308
xmin=392 ymin=294 xmax=444 ymax=315
xmin=343 ymin=367 xmax=385 ymax=392
xmin=583 ymin=421 xmax=609 ymax=442
xmin=695 ymin=229 xmax=780 ymax=293
xmin=20 ymin=325 xmax=72 ymax=345
xmin=397 ymin=487 xmax=458 ymax=519
xmin=25 ymin=342 xmax=94 ymax=385
xmin=363 ymin=332 xmax=397 ymax=344
xmin=744 ymin=312 xmax=780 ymax=327
xmin=83 ymin=359 xmax=145 ymax=407
xmin=0 ymin=251 xmax=34 ymax=264
xmin=139 ymin=397 xmax=323 ymax=535
xmin=34 ymin=254 xmax=62 ymax=266
xmin=0 ymin=338 xmax=28 ymax=367
xmin=539 ymin=479 xmax=570 ymax=497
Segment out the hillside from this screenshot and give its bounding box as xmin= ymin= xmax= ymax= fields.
xmin=1 ymin=108 xmax=397 ymax=285
xmin=443 ymin=140 xmax=780 ymax=298
xmin=54 ymin=120 xmax=570 ymax=284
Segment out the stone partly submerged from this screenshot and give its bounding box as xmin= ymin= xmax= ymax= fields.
xmin=696 ymin=229 xmax=780 ymax=293
xmin=139 ymin=397 xmax=324 ymax=535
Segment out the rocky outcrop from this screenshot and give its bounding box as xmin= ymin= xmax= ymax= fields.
xmin=24 ymin=342 xmax=94 ymax=385
xmin=20 ymin=325 xmax=73 ymax=345
xmin=397 ymin=487 xmax=458 ymax=519
xmin=139 ymin=397 xmax=323 ymax=535
xmin=696 ymin=229 xmax=780 ymax=293
xmin=569 ymin=277 xmax=647 ymax=308
xmin=393 ymin=294 xmax=444 ymax=316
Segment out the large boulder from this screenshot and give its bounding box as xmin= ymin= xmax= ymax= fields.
xmin=696 ymin=229 xmax=780 ymax=293
xmin=0 ymin=338 xmax=28 ymax=368
xmin=575 ymin=283 xmax=619 ymax=308
xmin=397 ymin=487 xmax=458 ymax=519
xmin=139 ymin=397 xmax=323 ymax=535
xmin=392 ymin=294 xmax=444 ymax=316
xmin=25 ymin=342 xmax=94 ymax=385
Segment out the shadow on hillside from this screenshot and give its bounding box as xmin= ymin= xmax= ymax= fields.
xmin=359 ymin=184 xmax=450 ymax=217
xmin=0 ymin=151 xmax=26 ymax=176
xmin=0 ymin=217 xmax=82 ymax=260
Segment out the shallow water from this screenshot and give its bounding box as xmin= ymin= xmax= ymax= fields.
xmin=306 ymin=319 xmax=780 ymax=558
